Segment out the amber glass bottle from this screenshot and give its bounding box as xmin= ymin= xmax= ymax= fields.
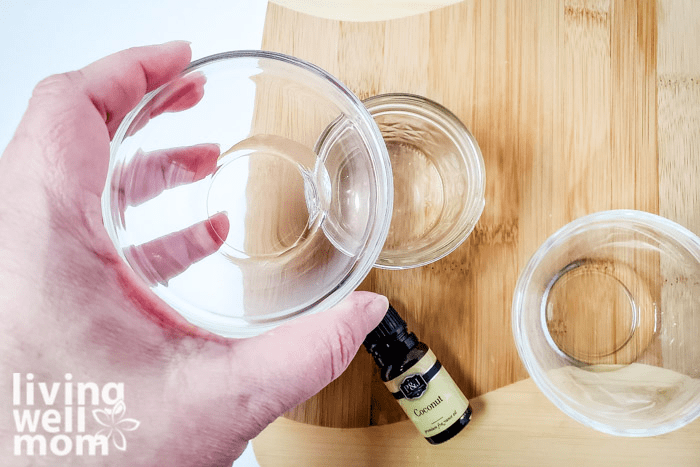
xmin=363 ymin=305 xmax=472 ymax=444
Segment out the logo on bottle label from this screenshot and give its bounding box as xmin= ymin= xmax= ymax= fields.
xmin=385 ymin=349 xmax=470 ymax=439
xmin=400 ymin=374 xmax=428 ymax=400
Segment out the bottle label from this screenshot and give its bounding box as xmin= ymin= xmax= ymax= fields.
xmin=385 ymin=349 xmax=470 ymax=438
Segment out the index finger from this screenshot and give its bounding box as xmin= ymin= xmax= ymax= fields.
xmin=14 ymin=41 xmax=193 ymax=199
xmin=79 ymin=41 xmax=193 ymax=138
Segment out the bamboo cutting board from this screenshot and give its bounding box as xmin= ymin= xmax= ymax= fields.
xmin=254 ymin=378 xmax=700 ymax=466
xmin=257 ymin=0 xmax=698 ymax=434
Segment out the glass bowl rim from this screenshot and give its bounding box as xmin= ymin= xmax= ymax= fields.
xmin=363 ymin=92 xmax=486 ymax=270
xmin=102 ymin=50 xmax=394 ymax=337
xmin=512 ymin=209 xmax=700 ymax=436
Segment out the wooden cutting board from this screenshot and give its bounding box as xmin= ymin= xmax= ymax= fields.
xmin=254 ymin=378 xmax=700 ymax=466
xmin=258 ymin=0 xmax=699 ymax=432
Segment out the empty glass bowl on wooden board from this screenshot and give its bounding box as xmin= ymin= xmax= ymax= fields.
xmin=364 ymin=93 xmax=485 ymax=269
xmin=513 ymin=210 xmax=700 ymax=436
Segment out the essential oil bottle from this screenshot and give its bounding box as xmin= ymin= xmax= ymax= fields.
xmin=363 ymin=305 xmax=472 ymax=444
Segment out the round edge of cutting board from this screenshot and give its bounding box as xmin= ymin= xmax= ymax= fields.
xmin=252 ymin=378 xmax=700 ymax=467
xmin=269 ymin=0 xmax=461 ymax=22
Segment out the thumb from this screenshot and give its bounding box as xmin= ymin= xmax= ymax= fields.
xmin=236 ymin=292 xmax=388 ymax=432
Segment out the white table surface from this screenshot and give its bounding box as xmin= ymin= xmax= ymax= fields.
xmin=0 ymin=0 xmax=268 ymax=151
xmin=0 ymin=1 xmax=268 ymax=465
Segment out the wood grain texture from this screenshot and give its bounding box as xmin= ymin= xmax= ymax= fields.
xmin=253 ymin=378 xmax=700 ymax=466
xmin=657 ymin=0 xmax=700 ymax=377
xmin=261 ymin=0 xmax=659 ymax=428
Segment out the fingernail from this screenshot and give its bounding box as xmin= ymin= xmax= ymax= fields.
xmin=162 ymin=40 xmax=192 ymax=48
xmin=367 ymin=295 xmax=390 ymax=317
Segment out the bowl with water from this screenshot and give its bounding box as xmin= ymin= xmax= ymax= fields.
xmin=512 ymin=210 xmax=700 ymax=436
xmin=102 ymin=51 xmax=393 ymax=337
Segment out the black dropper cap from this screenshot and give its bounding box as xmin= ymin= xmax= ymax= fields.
xmin=363 ymin=305 xmax=418 ymax=369
xmin=364 ymin=305 xmax=406 ymax=342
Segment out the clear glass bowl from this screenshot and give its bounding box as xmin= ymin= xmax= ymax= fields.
xmin=513 ymin=210 xmax=700 ymax=436
xmin=363 ymin=94 xmax=485 ymax=269
xmin=102 ymin=51 xmax=393 ymax=337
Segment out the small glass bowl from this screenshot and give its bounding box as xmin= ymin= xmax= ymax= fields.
xmin=513 ymin=210 xmax=700 ymax=436
xmin=102 ymin=51 xmax=393 ymax=337
xmin=363 ymin=94 xmax=485 ymax=269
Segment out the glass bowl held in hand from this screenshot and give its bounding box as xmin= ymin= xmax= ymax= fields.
xmin=102 ymin=51 xmax=393 ymax=337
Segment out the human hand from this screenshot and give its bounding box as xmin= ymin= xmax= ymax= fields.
xmin=0 ymin=41 xmax=388 ymax=466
